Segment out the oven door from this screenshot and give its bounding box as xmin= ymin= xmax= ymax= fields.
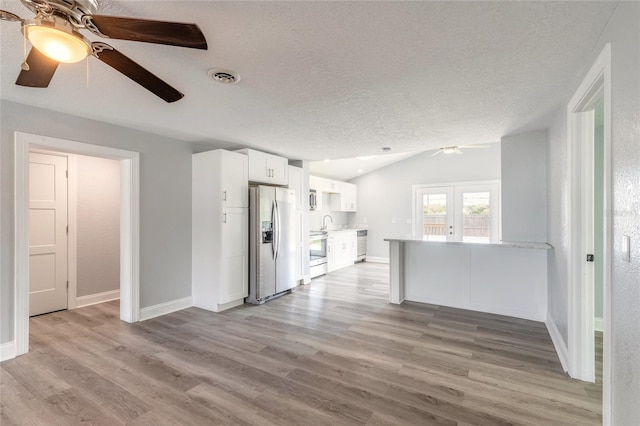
xmin=310 ymin=233 xmax=327 ymax=266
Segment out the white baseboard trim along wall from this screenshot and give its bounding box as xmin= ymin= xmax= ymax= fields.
xmin=546 ymin=315 xmax=569 ymax=373
xmin=0 ymin=341 xmax=16 ymax=362
xmin=365 ymin=256 xmax=389 ymax=264
xmin=139 ymin=296 xmax=193 ymax=321
xmin=76 ymin=290 xmax=120 ymax=308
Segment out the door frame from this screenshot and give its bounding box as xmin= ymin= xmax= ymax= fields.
xmin=566 ymin=43 xmax=611 ymax=422
xmin=14 ymin=131 xmax=140 ymax=357
xmin=412 ymin=180 xmax=501 ymax=242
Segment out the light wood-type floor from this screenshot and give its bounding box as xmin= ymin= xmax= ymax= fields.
xmin=1 ymin=262 xmax=602 ymax=425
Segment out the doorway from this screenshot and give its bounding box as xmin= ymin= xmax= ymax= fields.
xmin=567 ymin=43 xmax=611 ymax=422
xmin=14 ymin=131 xmax=140 ymax=357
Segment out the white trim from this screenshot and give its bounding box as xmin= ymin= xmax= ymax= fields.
xmin=76 ymin=290 xmax=120 ymax=308
xmin=14 ymin=132 xmax=140 ymax=358
xmin=594 ymin=317 xmax=603 ymax=333
xmin=0 ymin=341 xmax=17 ymax=362
xmin=566 ymin=43 xmax=612 ymax=423
xmin=546 ymin=315 xmax=569 ymax=373
xmin=139 ymin=297 xmax=193 ymax=322
xmin=365 ymin=256 xmax=389 ymax=264
xmin=67 ymin=154 xmax=78 ymax=310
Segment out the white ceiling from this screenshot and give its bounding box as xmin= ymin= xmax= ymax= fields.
xmin=310 ymin=151 xmax=423 ymax=181
xmin=1 ymin=1 xmax=617 ymax=162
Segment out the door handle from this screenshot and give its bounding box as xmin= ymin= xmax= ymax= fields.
xmin=223 ymin=190 xmax=227 ymax=201
xmin=223 ymin=213 xmax=227 ymax=223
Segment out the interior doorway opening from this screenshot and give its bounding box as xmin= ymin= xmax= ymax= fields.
xmin=14 ymin=132 xmax=140 ymax=358
xmin=566 ymin=43 xmax=611 ymax=422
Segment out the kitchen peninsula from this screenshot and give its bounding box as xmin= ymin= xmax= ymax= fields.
xmin=384 ymin=237 xmax=552 ymax=321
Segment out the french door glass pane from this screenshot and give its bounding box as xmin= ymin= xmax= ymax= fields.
xmin=462 ymin=191 xmax=491 ymax=243
xmin=422 ymin=193 xmax=447 ymax=241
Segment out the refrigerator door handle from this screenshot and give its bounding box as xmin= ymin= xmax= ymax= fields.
xmin=271 ymin=200 xmax=276 ymax=259
xmin=274 ymin=200 xmax=281 ymax=260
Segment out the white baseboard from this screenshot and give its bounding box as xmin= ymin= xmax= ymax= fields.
xmin=594 ymin=316 xmax=603 ymax=332
xmin=365 ymin=256 xmax=389 ymax=264
xmin=139 ymin=296 xmax=192 ymax=321
xmin=1 ymin=341 xmax=16 ymax=362
xmin=76 ymin=289 xmax=120 ymax=308
xmin=546 ymin=315 xmax=569 ymax=373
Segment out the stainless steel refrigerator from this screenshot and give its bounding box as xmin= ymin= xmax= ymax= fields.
xmin=246 ymin=185 xmax=297 ymax=304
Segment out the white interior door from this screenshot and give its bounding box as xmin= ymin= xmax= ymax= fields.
xmin=29 ymin=152 xmax=68 ymax=316
xmin=415 ymin=187 xmax=455 ymax=241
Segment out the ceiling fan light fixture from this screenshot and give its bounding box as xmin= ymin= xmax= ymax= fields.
xmin=23 ymin=19 xmax=90 ymax=63
xmin=442 ymin=146 xmax=458 ymax=154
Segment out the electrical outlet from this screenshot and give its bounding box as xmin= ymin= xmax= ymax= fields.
xmin=363 ymin=218 xmax=367 ymax=223
xmin=391 ymin=218 xmax=396 ymax=224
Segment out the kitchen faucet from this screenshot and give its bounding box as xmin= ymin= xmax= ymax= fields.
xmin=321 ymin=214 xmax=333 ymax=231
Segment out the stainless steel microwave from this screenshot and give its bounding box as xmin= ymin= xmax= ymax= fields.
xmin=309 ymin=189 xmax=317 ymax=210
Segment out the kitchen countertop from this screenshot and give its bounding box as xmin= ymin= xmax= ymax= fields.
xmin=383 ymin=236 xmax=551 ymax=250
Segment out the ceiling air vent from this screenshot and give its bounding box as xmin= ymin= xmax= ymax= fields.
xmin=208 ymin=68 xmax=241 ymax=84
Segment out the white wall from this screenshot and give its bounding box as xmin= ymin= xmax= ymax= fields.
xmin=75 ymin=155 xmax=120 ymax=298
xmin=1 ymin=100 xmax=198 ymax=344
xmin=546 ymin=2 xmax=640 ymax=423
xmin=501 ymin=131 xmax=547 ymax=243
xmin=349 ymin=143 xmax=501 ymax=258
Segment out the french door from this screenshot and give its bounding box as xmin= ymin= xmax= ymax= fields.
xmin=414 ymin=182 xmax=500 ymax=243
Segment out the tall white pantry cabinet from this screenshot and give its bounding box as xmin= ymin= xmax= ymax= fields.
xmin=192 ymin=150 xmax=249 ymax=312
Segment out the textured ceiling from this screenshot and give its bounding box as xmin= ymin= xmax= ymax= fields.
xmin=310 ymin=151 xmax=423 ymax=181
xmin=0 ymin=1 xmax=617 ymax=161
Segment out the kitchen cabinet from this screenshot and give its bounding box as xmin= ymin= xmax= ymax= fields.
xmin=237 ymin=148 xmax=289 ymax=185
xmin=327 ymin=231 xmax=356 ymax=272
xmin=311 ymin=175 xmax=357 ymax=212
xmin=329 ymin=182 xmax=357 ymax=212
xmin=288 ymin=165 xmax=305 ymax=282
xmin=192 ymin=150 xmax=249 ymax=312
xmin=288 ymin=165 xmax=305 ymax=211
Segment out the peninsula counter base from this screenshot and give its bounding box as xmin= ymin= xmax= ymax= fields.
xmin=386 ymin=239 xmax=551 ymax=321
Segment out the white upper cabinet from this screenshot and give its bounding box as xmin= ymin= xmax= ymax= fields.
xmin=220 ymin=150 xmax=249 ymax=208
xmin=310 ymin=175 xmax=357 ymax=212
xmin=288 ymin=165 xmax=304 ymax=211
xmin=237 ymin=148 xmax=289 ymax=185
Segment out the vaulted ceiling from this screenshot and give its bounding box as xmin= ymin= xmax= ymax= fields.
xmin=0 ymin=1 xmax=618 ymax=161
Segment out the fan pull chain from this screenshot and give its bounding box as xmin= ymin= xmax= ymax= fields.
xmin=21 ymin=32 xmax=29 ymax=71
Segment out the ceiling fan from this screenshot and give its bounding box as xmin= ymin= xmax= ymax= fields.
xmin=0 ymin=0 xmax=208 ymax=103
xmin=431 ymin=145 xmax=490 ymax=157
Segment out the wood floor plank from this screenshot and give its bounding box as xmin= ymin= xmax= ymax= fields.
xmin=1 ymin=262 xmax=602 ymax=425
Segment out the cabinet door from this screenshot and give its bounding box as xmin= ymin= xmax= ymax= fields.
xmin=267 ymin=155 xmax=289 ymax=185
xmin=220 ymin=208 xmax=248 ymax=303
xmin=221 ymin=151 xmax=248 ymax=208
xmin=327 ymin=238 xmax=336 ymax=272
xmin=342 ymin=183 xmax=357 ymax=212
xmin=247 ymin=150 xmax=269 ymax=182
xmin=350 ymin=232 xmax=357 ymax=261
xmin=288 ymin=166 xmax=304 ymax=211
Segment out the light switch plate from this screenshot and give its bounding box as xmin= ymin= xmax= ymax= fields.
xmin=391 ymin=218 xmax=396 ymax=224
xmin=622 ymin=235 xmax=631 ymax=262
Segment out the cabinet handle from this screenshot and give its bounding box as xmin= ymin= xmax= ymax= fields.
xmin=223 ymin=190 xmax=227 ymax=201
xmin=223 ymin=213 xmax=227 ymax=223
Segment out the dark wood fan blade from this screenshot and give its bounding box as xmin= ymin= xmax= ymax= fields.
xmin=84 ymin=15 xmax=207 ymax=50
xmin=91 ymin=42 xmax=184 ymax=103
xmin=15 ymin=48 xmax=59 ymax=88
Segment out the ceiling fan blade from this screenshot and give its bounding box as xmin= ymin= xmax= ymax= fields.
xmin=83 ymin=15 xmax=207 ymax=50
xmin=15 ymin=48 xmax=59 ymax=88
xmin=1 ymin=9 xmax=23 ymax=22
xmin=431 ymin=150 xmax=443 ymax=157
xmin=455 ymin=148 xmax=464 ymax=155
xmin=91 ymin=42 xmax=184 ymax=103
